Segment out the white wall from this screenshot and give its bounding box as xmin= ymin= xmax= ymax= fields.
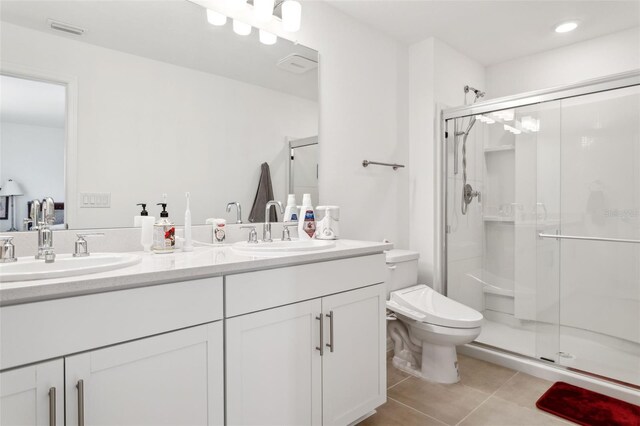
xmin=296 ymin=2 xmax=409 ymax=247
xmin=1 ymin=22 xmax=317 ymax=229
xmin=408 ymin=37 xmax=485 ymax=285
xmin=486 ymin=27 xmax=640 ymax=98
xmin=0 ymin=122 xmax=65 ymax=231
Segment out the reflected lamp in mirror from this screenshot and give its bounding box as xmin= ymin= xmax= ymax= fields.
xmin=0 ymin=179 xmax=24 ymax=232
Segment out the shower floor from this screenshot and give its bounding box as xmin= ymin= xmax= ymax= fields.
xmin=478 ymin=317 xmax=640 ymax=388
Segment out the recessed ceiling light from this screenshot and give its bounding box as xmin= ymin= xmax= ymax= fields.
xmin=555 ymin=21 xmax=578 ymax=33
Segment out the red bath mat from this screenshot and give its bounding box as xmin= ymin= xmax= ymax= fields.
xmin=536 ymin=382 xmax=640 ymax=425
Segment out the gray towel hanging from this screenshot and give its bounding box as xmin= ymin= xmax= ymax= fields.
xmin=249 ymin=162 xmax=278 ymax=223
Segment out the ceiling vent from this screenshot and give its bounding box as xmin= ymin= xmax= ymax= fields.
xmin=48 ymin=19 xmax=85 ymax=36
xmin=277 ymin=54 xmax=318 ymax=74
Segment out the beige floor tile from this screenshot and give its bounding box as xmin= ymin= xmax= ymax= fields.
xmin=457 ymin=354 xmax=517 ymax=394
xmin=359 ymin=399 xmax=446 ymax=426
xmin=389 ymin=376 xmax=490 ymax=425
xmin=387 ymin=356 xmax=410 ymax=388
xmin=494 ymin=372 xmax=554 ymax=410
xmin=459 ymin=396 xmax=568 ymax=426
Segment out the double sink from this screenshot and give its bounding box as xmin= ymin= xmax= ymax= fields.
xmin=0 ymin=239 xmax=336 ymax=283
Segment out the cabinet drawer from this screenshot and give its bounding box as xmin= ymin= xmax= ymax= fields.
xmin=226 ymin=254 xmax=386 ymax=317
xmin=1 ymin=277 xmax=223 ymax=370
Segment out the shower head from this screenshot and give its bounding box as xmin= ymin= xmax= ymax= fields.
xmin=464 ymin=85 xmax=485 ymax=100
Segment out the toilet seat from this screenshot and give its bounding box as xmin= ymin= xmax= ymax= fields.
xmin=387 ymin=284 xmax=483 ymax=329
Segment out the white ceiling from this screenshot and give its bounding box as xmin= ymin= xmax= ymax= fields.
xmin=0 ymin=75 xmax=66 ymax=128
xmin=323 ymin=0 xmax=640 ymax=65
xmin=0 ymin=0 xmax=319 ymax=100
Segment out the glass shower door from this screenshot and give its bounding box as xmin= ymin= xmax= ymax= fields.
xmin=549 ymin=85 xmax=640 ymax=386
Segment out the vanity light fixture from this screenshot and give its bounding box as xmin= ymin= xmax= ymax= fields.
xmin=555 ymin=21 xmax=578 ymax=33
xmin=207 ymin=9 xmax=227 ymax=26
xmin=204 ymin=0 xmax=302 ymax=45
xmin=259 ymin=29 xmax=277 ymax=45
xmin=282 ymin=0 xmax=301 ymax=32
xmin=254 ymin=0 xmax=275 ymax=22
xmin=233 ymin=19 xmax=252 ymax=35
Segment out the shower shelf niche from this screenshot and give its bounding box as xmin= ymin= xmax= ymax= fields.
xmin=483 ymin=216 xmax=515 ymax=223
xmin=484 ymin=145 xmax=515 ymax=153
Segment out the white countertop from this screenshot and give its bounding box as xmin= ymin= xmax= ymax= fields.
xmin=0 ymin=240 xmax=392 ymax=306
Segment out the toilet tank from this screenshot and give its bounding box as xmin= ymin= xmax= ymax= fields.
xmin=385 ymin=249 xmax=420 ymax=299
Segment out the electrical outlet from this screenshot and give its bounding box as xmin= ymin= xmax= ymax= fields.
xmin=80 ymin=192 xmax=111 ymax=208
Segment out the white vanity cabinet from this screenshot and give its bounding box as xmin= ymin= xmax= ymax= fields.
xmin=1 ymin=250 xmax=388 ymax=426
xmin=0 ymin=359 xmax=64 ymax=426
xmin=0 ymin=277 xmax=225 ymax=426
xmin=225 ymin=254 xmax=387 ymax=426
xmin=226 ymin=299 xmax=323 ymax=426
xmin=65 ymin=322 xmax=223 ymax=426
xmin=321 ymin=285 xmax=386 ymax=425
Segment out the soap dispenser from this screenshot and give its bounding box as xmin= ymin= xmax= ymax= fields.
xmin=153 ymin=198 xmax=175 ymax=253
xmin=297 ymin=193 xmax=316 ymax=240
xmin=134 ymin=203 xmax=149 ymax=227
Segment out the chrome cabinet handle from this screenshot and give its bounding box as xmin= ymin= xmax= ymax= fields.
xmin=326 ymin=311 xmax=334 ymax=352
xmin=315 ymin=315 xmax=324 ymax=356
xmin=48 ymin=387 xmax=56 ymax=426
xmin=76 ymin=380 xmax=85 ymax=426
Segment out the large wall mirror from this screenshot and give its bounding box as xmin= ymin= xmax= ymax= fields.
xmin=0 ymin=0 xmax=319 ymax=231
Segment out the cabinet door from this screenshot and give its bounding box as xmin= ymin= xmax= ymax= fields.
xmin=0 ymin=359 xmax=64 ymax=426
xmin=65 ymin=322 xmax=223 ymax=426
xmin=226 ymin=299 xmax=323 ymax=426
xmin=322 ymin=284 xmax=386 ymax=426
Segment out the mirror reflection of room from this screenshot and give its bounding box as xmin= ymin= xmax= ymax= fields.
xmin=0 ymin=0 xmax=319 ymax=230
xmin=0 ymin=75 xmax=66 ymax=232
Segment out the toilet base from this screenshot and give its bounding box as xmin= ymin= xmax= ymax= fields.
xmin=391 ymin=342 xmax=460 ymax=384
xmin=420 ymin=342 xmax=460 ymax=384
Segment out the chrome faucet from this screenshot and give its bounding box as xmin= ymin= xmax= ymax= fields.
xmin=226 ymin=202 xmax=243 ymax=224
xmin=36 ymin=197 xmax=56 ymax=263
xmin=23 ymin=199 xmax=41 ymax=231
xmin=263 ymin=201 xmax=284 ymax=242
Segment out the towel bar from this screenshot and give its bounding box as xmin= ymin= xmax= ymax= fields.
xmin=362 ymin=160 xmax=405 ymax=170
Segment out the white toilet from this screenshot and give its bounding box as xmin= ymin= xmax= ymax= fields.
xmin=385 ymin=250 xmax=483 ymax=384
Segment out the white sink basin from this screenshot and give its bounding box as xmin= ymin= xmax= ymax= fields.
xmin=232 ymin=239 xmax=336 ymax=255
xmin=0 ymin=253 xmax=142 ymax=282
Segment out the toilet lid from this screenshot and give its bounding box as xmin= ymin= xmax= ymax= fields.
xmin=388 ymin=284 xmax=483 ymax=328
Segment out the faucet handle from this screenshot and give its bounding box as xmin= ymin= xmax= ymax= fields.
xmin=281 ymin=222 xmax=297 ymax=241
xmin=240 ymin=226 xmax=258 ymax=244
xmin=73 ymin=233 xmax=104 ymax=257
xmin=0 ymin=236 xmax=17 ymax=263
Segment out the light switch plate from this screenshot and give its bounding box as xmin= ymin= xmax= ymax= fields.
xmin=80 ymin=192 xmax=111 ymax=208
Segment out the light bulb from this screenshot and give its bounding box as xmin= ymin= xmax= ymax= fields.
xmin=282 ymin=0 xmax=301 ymax=32
xmin=206 ymin=9 xmax=227 ymax=26
xmin=555 ymin=21 xmax=578 ymax=33
xmin=233 ymin=19 xmax=252 ymax=35
xmin=259 ymin=29 xmax=277 ymax=45
xmin=254 ymin=0 xmax=275 ymax=22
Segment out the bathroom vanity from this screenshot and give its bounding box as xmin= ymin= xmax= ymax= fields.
xmin=0 ymin=240 xmax=389 ymax=426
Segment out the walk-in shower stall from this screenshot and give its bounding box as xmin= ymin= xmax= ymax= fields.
xmin=439 ymin=71 xmax=640 ymax=390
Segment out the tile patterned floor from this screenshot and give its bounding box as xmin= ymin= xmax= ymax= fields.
xmin=361 ymin=353 xmax=573 ymax=426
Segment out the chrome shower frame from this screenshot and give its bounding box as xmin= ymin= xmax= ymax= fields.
xmin=436 ymin=68 xmax=640 ymax=296
xmin=434 ymin=69 xmax=640 ymax=393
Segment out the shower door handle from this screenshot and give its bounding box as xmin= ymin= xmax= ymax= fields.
xmin=538 ymin=233 xmax=640 ymax=244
